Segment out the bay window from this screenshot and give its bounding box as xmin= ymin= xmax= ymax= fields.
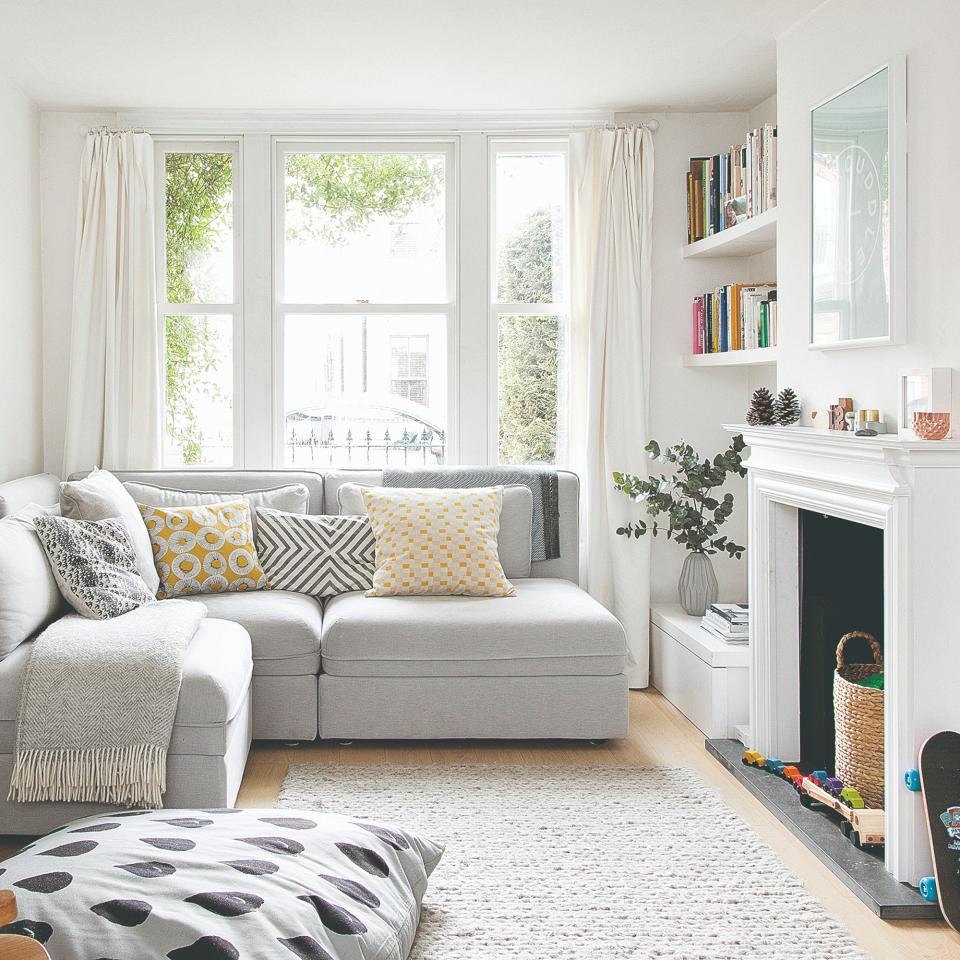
xmin=156 ymin=134 xmax=568 ymax=468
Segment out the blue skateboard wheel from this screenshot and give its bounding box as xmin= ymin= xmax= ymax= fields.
xmin=904 ymin=768 xmax=921 ymax=792
xmin=919 ymin=876 xmax=938 ymax=902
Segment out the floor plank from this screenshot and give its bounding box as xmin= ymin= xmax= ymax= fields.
xmin=2 ymin=689 xmax=957 ymax=959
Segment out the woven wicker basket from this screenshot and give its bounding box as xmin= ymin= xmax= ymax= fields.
xmin=833 ymin=631 xmax=884 ymax=808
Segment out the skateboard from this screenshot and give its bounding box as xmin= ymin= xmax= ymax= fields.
xmin=905 ymin=730 xmax=960 ymax=931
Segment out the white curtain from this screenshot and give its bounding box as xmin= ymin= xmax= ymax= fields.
xmin=567 ymin=126 xmax=654 ymax=688
xmin=62 ymin=130 xmax=161 ymax=476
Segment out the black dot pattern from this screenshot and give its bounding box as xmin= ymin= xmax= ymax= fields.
xmin=13 ymin=871 xmax=73 ymax=894
xmin=90 ymin=899 xmax=153 ymax=927
xmin=278 ymin=935 xmax=336 ymax=960
xmin=334 ymin=843 xmax=390 ymax=877
xmin=297 ymin=894 xmax=367 ymax=935
xmin=0 ymin=808 xmax=441 ymax=959
xmin=142 ymin=837 xmax=197 ymax=852
xmin=184 ymin=892 xmax=265 ymax=917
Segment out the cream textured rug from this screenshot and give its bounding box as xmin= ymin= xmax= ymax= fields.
xmin=278 ymin=764 xmax=868 ymax=959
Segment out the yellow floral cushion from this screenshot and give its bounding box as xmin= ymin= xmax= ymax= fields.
xmin=362 ymin=486 xmax=516 ymax=597
xmin=138 ymin=500 xmax=269 ymax=599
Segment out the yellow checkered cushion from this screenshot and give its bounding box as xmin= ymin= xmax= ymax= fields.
xmin=138 ymin=499 xmax=269 ymax=598
xmin=362 ymin=486 xmax=516 ymax=597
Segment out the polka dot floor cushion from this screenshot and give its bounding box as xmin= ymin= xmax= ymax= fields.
xmin=0 ymin=807 xmax=443 ymax=960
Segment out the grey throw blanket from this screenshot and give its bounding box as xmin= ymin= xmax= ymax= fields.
xmin=382 ymin=467 xmax=560 ymax=561
xmin=9 ymin=600 xmax=205 ymax=808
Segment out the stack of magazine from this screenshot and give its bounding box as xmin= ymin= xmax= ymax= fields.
xmin=701 ymin=603 xmax=749 ymax=644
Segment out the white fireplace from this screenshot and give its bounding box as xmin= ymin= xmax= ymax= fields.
xmin=727 ymin=423 xmax=960 ymax=884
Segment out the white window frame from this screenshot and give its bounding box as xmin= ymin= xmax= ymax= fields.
xmin=272 ymin=138 xmax=459 ymax=467
xmin=488 ymin=138 xmax=570 ymax=465
xmin=154 ymin=138 xmax=244 ymax=468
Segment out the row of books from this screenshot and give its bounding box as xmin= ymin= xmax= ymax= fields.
xmin=692 ymin=284 xmax=777 ymax=354
xmin=701 ymin=603 xmax=749 ymax=645
xmin=685 ymin=123 xmax=777 ymax=243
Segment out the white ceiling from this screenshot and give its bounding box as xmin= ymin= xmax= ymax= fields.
xmin=0 ymin=0 xmax=817 ymax=113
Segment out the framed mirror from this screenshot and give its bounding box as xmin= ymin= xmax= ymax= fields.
xmin=810 ymin=60 xmax=905 ymax=348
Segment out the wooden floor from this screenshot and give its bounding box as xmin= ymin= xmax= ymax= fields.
xmin=3 ymin=689 xmax=958 ymax=958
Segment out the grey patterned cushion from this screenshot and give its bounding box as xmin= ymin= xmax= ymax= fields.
xmin=256 ymin=508 xmax=375 ymax=598
xmin=34 ymin=515 xmax=156 ymax=619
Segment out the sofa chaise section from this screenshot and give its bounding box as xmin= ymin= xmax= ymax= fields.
xmin=0 ymin=617 xmax=252 ymax=835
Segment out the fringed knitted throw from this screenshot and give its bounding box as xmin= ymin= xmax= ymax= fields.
xmin=9 ymin=600 xmax=205 ymax=808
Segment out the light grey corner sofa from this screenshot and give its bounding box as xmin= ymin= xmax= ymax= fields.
xmin=0 ymin=471 xmax=253 ymax=835
xmin=0 ymin=467 xmax=628 ymax=835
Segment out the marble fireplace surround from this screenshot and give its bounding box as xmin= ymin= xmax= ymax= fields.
xmin=727 ymin=423 xmax=960 ymax=884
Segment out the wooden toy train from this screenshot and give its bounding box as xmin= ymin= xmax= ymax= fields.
xmin=742 ymin=750 xmax=885 ymax=848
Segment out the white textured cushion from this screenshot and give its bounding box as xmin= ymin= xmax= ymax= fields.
xmin=0 ymin=503 xmax=64 ymax=658
xmin=124 ymin=480 xmax=310 ymax=515
xmin=60 ymin=468 xmax=160 ymax=594
xmin=338 ymin=481 xmax=533 ymax=579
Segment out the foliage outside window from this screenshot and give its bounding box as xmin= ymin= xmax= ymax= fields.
xmin=494 ymin=147 xmax=566 ymax=466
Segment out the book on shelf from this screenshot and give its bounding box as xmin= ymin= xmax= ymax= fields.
xmin=685 ymin=123 xmax=777 ymax=244
xmin=692 ymin=284 xmax=777 ymax=355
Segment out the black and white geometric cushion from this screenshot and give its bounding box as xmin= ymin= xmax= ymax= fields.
xmin=0 ymin=807 xmax=443 ymax=960
xmin=33 ymin=515 xmax=156 ymax=619
xmin=255 ymin=509 xmax=376 ymax=599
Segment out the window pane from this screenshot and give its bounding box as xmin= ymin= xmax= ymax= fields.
xmin=495 ymin=152 xmax=565 ymax=303
xmin=165 ymin=152 xmax=233 ymax=303
xmin=284 ymin=314 xmax=446 ymax=467
xmin=284 ymin=152 xmax=446 ymax=303
xmin=164 ymin=314 xmax=233 ymax=467
xmin=498 ymin=313 xmax=560 ymax=465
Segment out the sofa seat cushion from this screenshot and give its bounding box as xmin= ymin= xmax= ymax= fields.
xmin=181 ymin=590 xmax=322 ymax=675
xmin=0 ymin=617 xmax=252 ymax=755
xmin=321 ymin=577 xmax=626 ymax=678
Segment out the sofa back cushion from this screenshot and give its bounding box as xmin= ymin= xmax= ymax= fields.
xmin=60 ymin=467 xmax=160 ymax=594
xmin=94 ymin=470 xmax=325 ymax=515
xmin=0 ymin=504 xmax=65 ymax=656
xmin=124 ymin=479 xmax=310 ymax=515
xmin=339 ymin=481 xmax=533 ymax=579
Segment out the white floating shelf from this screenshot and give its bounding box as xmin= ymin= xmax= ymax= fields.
xmin=683 ymin=347 xmax=778 ymax=368
xmin=682 ymin=208 xmax=777 ymax=259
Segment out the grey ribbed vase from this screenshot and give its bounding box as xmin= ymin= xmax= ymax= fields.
xmin=678 ymin=552 xmax=718 ymax=616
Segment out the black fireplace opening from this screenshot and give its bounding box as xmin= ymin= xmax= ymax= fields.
xmin=799 ymin=510 xmax=884 ymax=771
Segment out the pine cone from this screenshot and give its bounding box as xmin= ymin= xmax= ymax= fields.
xmin=747 ymin=387 xmax=776 ymax=426
xmin=775 ymin=387 xmax=801 ymax=425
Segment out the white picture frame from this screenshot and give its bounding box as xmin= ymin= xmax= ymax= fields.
xmin=898 ymin=367 xmax=952 ymax=438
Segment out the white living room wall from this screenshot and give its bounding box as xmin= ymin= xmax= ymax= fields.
xmin=615 ymin=107 xmax=776 ymax=605
xmin=776 ymin=0 xmax=960 ymax=426
xmin=0 ymin=71 xmax=42 ymax=482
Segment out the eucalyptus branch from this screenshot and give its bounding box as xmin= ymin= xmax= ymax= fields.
xmin=612 ymin=435 xmax=747 ymax=559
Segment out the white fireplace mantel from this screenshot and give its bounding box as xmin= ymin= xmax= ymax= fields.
xmin=724 ymin=423 xmax=960 ymax=884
